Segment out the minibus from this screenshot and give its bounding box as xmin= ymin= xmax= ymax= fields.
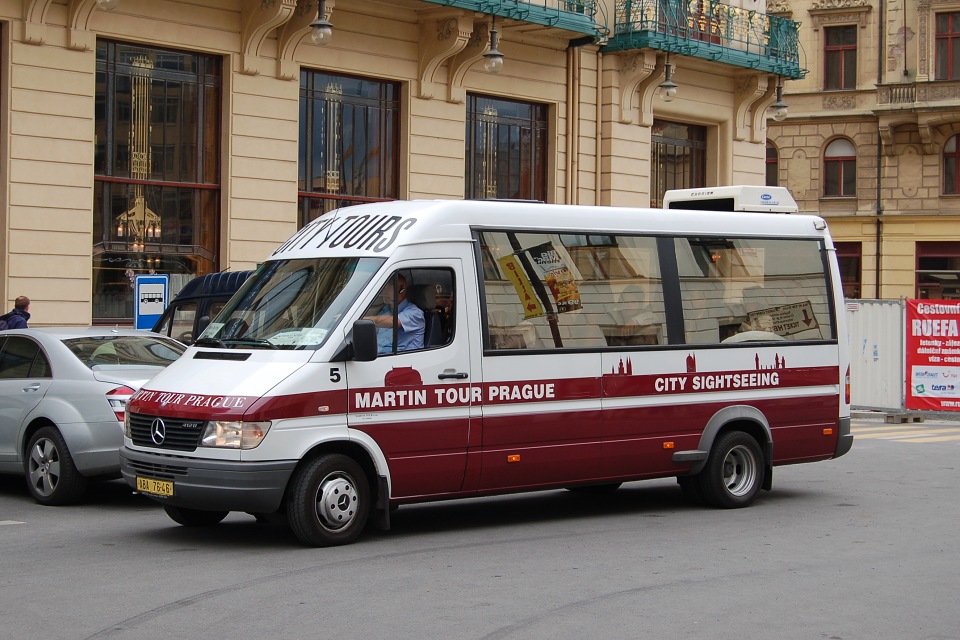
xmin=120 ymin=193 xmax=852 ymax=546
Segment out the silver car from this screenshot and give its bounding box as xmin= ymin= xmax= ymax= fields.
xmin=0 ymin=327 xmax=185 ymax=505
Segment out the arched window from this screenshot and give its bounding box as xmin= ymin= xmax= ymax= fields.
xmin=766 ymin=142 xmax=779 ymax=186
xmin=824 ymin=138 xmax=856 ymax=197
xmin=944 ymin=135 xmax=960 ymax=194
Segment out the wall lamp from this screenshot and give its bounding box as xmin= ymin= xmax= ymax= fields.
xmin=659 ymin=53 xmax=678 ymax=102
xmin=770 ymin=75 xmax=789 ymax=121
xmin=95 ymin=0 xmax=120 ymax=10
xmin=310 ymin=0 xmax=334 ymax=46
xmin=483 ymin=15 xmax=504 ymax=74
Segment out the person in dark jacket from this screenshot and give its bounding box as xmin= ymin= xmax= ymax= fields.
xmin=0 ymin=296 xmax=31 ymax=329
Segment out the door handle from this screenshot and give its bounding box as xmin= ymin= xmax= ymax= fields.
xmin=22 ymin=383 xmax=41 ymax=392
xmin=438 ymin=370 xmax=468 ymax=380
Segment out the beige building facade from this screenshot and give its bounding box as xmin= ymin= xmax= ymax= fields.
xmin=0 ymin=0 xmax=799 ymax=325
xmin=768 ymin=0 xmax=960 ymax=301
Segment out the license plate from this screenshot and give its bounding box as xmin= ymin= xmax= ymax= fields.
xmin=136 ymin=476 xmax=174 ymax=497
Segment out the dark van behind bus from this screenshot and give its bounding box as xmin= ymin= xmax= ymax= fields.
xmin=152 ymin=270 xmax=253 ymax=345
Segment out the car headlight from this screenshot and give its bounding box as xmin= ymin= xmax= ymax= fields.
xmin=200 ymin=421 xmax=271 ymax=449
xmin=124 ymin=412 xmax=132 ymax=438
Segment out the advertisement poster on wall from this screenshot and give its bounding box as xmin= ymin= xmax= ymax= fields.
xmin=906 ymin=299 xmax=960 ymax=411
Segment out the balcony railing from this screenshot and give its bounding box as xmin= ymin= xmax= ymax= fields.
xmin=877 ymin=84 xmax=916 ymax=105
xmin=420 ymin=0 xmax=604 ymax=38
xmin=605 ymin=0 xmax=804 ymax=79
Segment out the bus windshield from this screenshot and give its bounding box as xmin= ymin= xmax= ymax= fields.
xmin=196 ymin=257 xmax=384 ymax=350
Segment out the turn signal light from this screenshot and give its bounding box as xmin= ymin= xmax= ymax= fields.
xmin=823 ymin=428 xmax=834 ymax=436
xmin=845 ymin=365 xmax=851 ymax=405
xmin=507 ymin=454 xmax=521 ymax=463
xmin=663 ymin=442 xmax=675 ymax=449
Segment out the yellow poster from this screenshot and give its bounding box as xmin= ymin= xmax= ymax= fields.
xmin=499 ymin=255 xmax=544 ymax=319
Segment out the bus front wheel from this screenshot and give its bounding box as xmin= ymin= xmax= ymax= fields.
xmin=696 ymin=431 xmax=764 ymax=509
xmin=287 ymin=453 xmax=370 ymax=547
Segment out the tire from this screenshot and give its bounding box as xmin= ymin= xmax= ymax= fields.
xmin=163 ymin=504 xmax=229 ymax=526
xmin=286 ymin=454 xmax=370 ymax=547
xmin=695 ymin=431 xmax=764 ymax=509
xmin=24 ymin=426 xmax=88 ymax=506
xmin=565 ymin=483 xmax=622 ymax=494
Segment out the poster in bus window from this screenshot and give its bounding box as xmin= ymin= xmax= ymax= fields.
xmin=905 ymin=299 xmax=960 ymax=412
xmin=526 ymin=242 xmax=582 ymax=313
xmin=498 ymin=254 xmax=544 ymax=320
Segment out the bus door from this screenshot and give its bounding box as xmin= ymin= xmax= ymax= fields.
xmin=345 ymin=261 xmax=475 ymax=498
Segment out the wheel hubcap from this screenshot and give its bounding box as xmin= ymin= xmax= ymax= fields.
xmin=27 ymin=438 xmax=60 ymax=497
xmin=722 ymin=445 xmax=757 ymax=497
xmin=315 ymin=473 xmax=359 ymax=531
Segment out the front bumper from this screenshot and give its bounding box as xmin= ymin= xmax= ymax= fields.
xmin=120 ymin=447 xmax=297 ymax=513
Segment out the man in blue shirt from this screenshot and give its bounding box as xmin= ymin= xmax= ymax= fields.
xmin=366 ymin=276 xmax=424 ymax=354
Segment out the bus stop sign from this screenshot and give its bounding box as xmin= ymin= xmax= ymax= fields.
xmin=134 ymin=274 xmax=168 ymax=330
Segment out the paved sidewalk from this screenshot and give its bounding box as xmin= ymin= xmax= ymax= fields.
xmin=853 ymin=409 xmax=960 ymax=426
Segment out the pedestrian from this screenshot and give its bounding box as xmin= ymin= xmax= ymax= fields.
xmin=0 ymin=296 xmax=31 ymax=330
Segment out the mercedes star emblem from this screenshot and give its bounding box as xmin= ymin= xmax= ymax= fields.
xmin=150 ymin=418 xmax=166 ymax=445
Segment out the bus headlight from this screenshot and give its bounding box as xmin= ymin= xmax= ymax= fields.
xmin=200 ymin=421 xmax=272 ymax=449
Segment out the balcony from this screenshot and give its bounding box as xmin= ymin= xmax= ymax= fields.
xmin=419 ymin=0 xmax=605 ymax=38
xmin=604 ymin=0 xmax=804 ymax=79
xmin=875 ymin=81 xmax=960 ymax=156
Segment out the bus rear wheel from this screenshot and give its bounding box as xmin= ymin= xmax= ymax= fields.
xmin=696 ymin=431 xmax=764 ymax=509
xmin=287 ymin=453 xmax=370 ymax=547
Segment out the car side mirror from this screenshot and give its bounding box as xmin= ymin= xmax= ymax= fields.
xmin=197 ymin=315 xmax=211 ymax=336
xmin=351 ymin=319 xmax=378 ymax=362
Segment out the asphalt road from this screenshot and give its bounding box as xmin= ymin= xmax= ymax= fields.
xmin=1 ymin=416 xmax=958 ymax=640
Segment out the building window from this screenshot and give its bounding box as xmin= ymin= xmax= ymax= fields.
xmin=824 ymin=138 xmax=856 ymax=197
xmin=944 ymin=135 xmax=960 ymax=194
xmin=766 ymin=142 xmax=779 ymax=186
xmin=824 ymin=25 xmax=857 ymax=90
xmin=835 ymin=242 xmax=862 ymax=299
xmin=917 ymin=242 xmax=960 ymax=299
xmin=936 ymin=12 xmax=960 ymax=80
xmin=466 ymin=94 xmax=548 ymax=200
xmin=94 ymin=41 xmax=221 ymax=323
xmin=299 ymin=71 xmax=400 ymax=226
xmin=651 ymin=119 xmax=707 ymax=208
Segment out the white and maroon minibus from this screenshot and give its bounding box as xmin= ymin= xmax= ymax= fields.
xmin=121 ymin=190 xmax=852 ymax=546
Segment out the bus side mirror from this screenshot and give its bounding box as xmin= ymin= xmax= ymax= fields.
xmin=197 ymin=315 xmax=211 ymax=336
xmin=351 ymin=319 xmax=378 ymax=362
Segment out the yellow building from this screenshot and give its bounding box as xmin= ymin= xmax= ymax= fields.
xmin=768 ymin=0 xmax=960 ymax=301
xmin=1 ymin=0 xmax=800 ymax=325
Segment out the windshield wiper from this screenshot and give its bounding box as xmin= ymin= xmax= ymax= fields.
xmin=221 ymin=338 xmax=278 ymax=349
xmin=194 ymin=337 xmax=225 ymax=348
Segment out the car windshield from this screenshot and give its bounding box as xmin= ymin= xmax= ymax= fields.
xmin=63 ymin=336 xmax=186 ymax=369
xmin=196 ymin=257 xmax=383 ymax=350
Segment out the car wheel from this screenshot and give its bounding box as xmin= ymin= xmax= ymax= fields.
xmin=695 ymin=431 xmax=764 ymax=509
xmin=163 ymin=504 xmax=229 ymax=526
xmin=287 ymin=453 xmax=370 ymax=547
xmin=25 ymin=426 xmax=88 ymax=506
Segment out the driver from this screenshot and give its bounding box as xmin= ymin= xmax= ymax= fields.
xmin=365 ymin=275 xmax=424 ymax=354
